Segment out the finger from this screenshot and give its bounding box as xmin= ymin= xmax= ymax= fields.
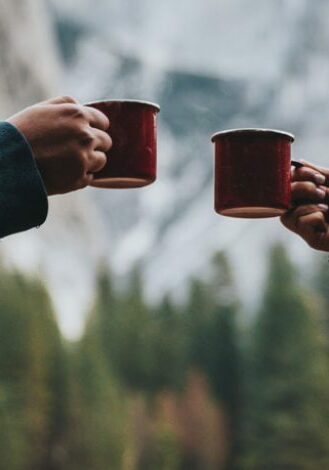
xmin=84 ymin=106 xmax=110 ymax=131
xmin=283 ymin=204 xmax=329 ymax=218
xmin=299 ymin=159 xmax=329 ymax=180
xmin=90 ymin=128 xmax=112 ymax=152
xmin=281 ymin=204 xmax=328 ymax=232
xmin=297 ymin=212 xmax=328 ymax=235
xmin=292 ymin=166 xmax=327 ymax=185
xmin=290 ymin=203 xmax=328 ymax=218
xmin=46 ymin=95 xmax=79 ymax=105
xmin=87 ymin=150 xmax=107 ymax=174
xmin=291 ymin=181 xmax=327 ymax=203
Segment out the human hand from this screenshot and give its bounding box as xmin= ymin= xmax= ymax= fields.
xmin=281 ymin=160 xmax=329 ymax=251
xmin=7 ymin=96 xmax=112 ymax=195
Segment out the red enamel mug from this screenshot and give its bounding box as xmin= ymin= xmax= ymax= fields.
xmin=211 ymin=128 xmax=296 ymax=218
xmin=86 ymin=99 xmax=160 ymax=189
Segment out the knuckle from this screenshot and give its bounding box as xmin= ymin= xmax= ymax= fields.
xmin=75 ymin=106 xmax=88 ymax=120
xmin=313 ymin=212 xmax=324 ymax=223
xmin=78 ymin=128 xmax=95 ymax=146
xmin=296 ymin=217 xmax=308 ymax=230
xmin=64 ymin=103 xmax=87 ymax=120
xmin=298 ymin=168 xmax=315 ymax=178
xmin=304 ymin=181 xmax=317 ymax=192
xmin=294 ymin=205 xmax=313 ymax=217
xmin=60 ymin=95 xmax=78 ymax=104
xmin=292 ymin=181 xmax=315 ymax=192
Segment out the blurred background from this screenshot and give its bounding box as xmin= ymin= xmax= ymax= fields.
xmin=1 ymin=0 xmax=329 ymax=468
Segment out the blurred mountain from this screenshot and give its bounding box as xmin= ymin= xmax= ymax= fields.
xmin=0 ymin=0 xmax=59 ymax=116
xmin=3 ymin=0 xmax=329 ymax=337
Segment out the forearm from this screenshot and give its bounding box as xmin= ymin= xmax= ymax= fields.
xmin=0 ymin=122 xmax=48 ymax=238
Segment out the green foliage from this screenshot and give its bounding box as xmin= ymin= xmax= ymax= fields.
xmin=242 ymin=244 xmax=329 ymax=469
xmin=145 ymin=295 xmax=188 ymax=391
xmin=0 ymin=266 xmax=68 ymax=470
xmin=138 ymin=421 xmax=182 ymax=470
xmin=184 ymin=253 xmax=242 ymax=468
xmin=208 ymin=253 xmax=241 ymax=413
xmin=92 ymin=265 xmax=153 ymax=390
xmin=312 ymin=253 xmax=329 ymax=338
xmin=2 ymin=246 xmax=329 ymax=469
xmin=64 ymin=335 xmax=128 ymax=470
xmin=90 ymin=266 xmax=187 ymax=393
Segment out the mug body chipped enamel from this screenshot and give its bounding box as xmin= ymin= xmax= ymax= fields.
xmin=211 ymin=128 xmax=295 ymax=218
xmin=87 ymin=100 xmax=160 ymax=188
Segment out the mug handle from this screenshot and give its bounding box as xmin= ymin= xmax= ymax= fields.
xmin=291 ymin=160 xmax=303 ymax=169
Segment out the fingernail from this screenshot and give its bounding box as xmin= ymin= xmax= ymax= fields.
xmin=316 ymin=188 xmax=326 ymax=199
xmin=318 ymin=204 xmax=329 ymax=210
xmin=314 ymin=173 xmax=326 ymax=185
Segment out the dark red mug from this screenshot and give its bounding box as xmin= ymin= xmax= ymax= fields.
xmin=211 ymin=128 xmax=296 ymax=218
xmin=86 ymin=99 xmax=160 ymax=188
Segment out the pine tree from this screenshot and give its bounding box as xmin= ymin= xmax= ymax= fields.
xmin=208 ymin=253 xmax=241 ymax=470
xmin=146 ymin=295 xmax=188 ymax=392
xmin=0 ymin=267 xmax=68 ymax=470
xmin=90 ymin=264 xmax=152 ymax=390
xmin=207 ymin=253 xmax=241 ymax=421
xmin=184 ymin=253 xmax=242 ymax=468
xmin=243 ymin=244 xmax=329 ymax=469
xmin=312 ymin=252 xmax=329 ymax=340
xmin=185 ymin=277 xmax=215 ymax=372
xmin=64 ymin=332 xmax=128 ymax=470
xmin=110 ymin=266 xmax=153 ymax=390
xmin=92 ymin=265 xmax=119 ymax=374
xmin=63 ymin=265 xmax=145 ymax=469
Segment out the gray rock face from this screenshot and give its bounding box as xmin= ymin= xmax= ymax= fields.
xmin=0 ymin=0 xmax=97 ymax=338
xmin=0 ymin=0 xmax=59 ymax=116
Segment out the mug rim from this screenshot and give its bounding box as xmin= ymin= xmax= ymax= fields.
xmin=211 ymin=128 xmax=295 ymax=142
xmin=85 ymin=99 xmax=160 ymax=112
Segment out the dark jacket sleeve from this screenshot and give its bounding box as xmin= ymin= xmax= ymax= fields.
xmin=0 ymin=121 xmax=48 ymax=238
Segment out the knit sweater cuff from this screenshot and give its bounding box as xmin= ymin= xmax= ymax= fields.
xmin=0 ymin=121 xmax=48 ymax=238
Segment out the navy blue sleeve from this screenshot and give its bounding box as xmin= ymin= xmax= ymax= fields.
xmin=0 ymin=121 xmax=48 ymax=238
